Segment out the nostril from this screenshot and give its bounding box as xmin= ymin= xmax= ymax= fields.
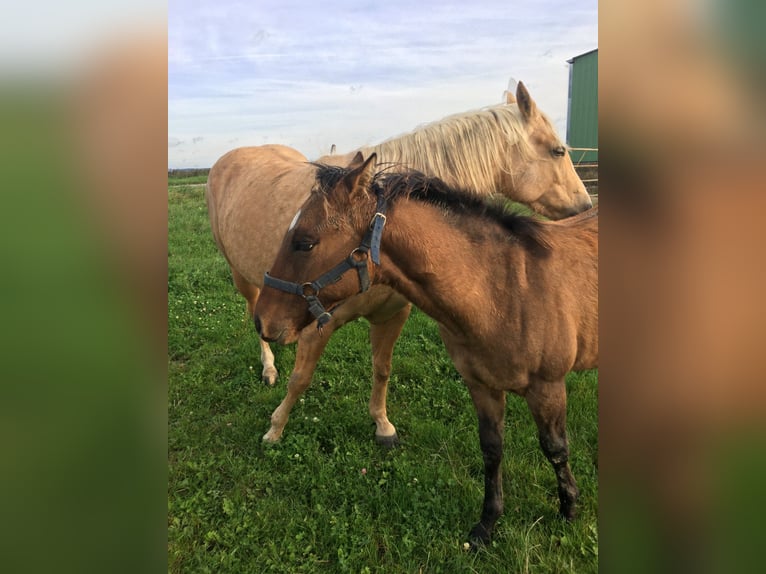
xmin=253 ymin=315 xmax=262 ymax=335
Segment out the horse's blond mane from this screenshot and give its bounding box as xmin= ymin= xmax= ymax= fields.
xmin=358 ymin=104 xmax=545 ymax=195
xmin=311 ymin=164 xmax=553 ymax=253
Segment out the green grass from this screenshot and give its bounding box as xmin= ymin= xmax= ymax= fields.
xmin=168 ymin=183 xmax=598 ymax=573
xmin=168 ymin=174 xmax=208 ymax=186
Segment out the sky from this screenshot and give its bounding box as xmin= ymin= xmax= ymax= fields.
xmin=169 ymin=0 xmax=597 ymax=168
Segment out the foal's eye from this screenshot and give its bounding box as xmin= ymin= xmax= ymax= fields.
xmin=551 ymin=146 xmax=567 ymax=158
xmin=293 ymin=240 xmax=317 ymax=252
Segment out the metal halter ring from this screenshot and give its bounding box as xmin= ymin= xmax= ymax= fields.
xmin=301 ymin=283 xmax=318 ymax=298
xmin=349 ymin=247 xmax=369 ymax=263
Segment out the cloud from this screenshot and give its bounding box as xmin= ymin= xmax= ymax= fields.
xmin=169 ymin=0 xmax=597 ymax=167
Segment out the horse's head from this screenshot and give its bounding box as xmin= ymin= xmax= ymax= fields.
xmin=502 ymin=82 xmax=592 ymax=219
xmin=254 ymin=153 xmax=379 ymax=344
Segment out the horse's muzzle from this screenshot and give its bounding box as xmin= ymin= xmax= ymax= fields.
xmin=253 ymin=315 xmax=265 ymax=337
xmin=254 ymin=315 xmax=278 ymax=343
xmin=254 ymin=314 xmax=296 ymax=344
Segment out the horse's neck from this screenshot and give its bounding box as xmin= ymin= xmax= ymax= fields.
xmin=360 ymin=142 xmax=451 ymax=185
xmin=363 ymin=140 xmax=496 ymax=197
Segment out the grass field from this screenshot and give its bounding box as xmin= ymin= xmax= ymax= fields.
xmin=168 ymin=174 xmax=209 ymax=186
xmin=168 ymin=179 xmax=598 ymax=573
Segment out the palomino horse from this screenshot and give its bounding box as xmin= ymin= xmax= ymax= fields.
xmin=253 ymin=153 xmax=598 ymax=545
xmin=206 ymin=82 xmax=592 ymax=444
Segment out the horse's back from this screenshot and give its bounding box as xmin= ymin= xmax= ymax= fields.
xmin=207 ymin=144 xmax=307 ymax=211
xmin=206 ymin=145 xmax=315 ymax=285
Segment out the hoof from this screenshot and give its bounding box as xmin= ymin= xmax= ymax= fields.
xmin=374 ymin=432 xmax=399 ymax=449
xmin=467 ymin=523 xmax=492 ymax=549
xmin=559 ymin=503 xmax=577 ymax=522
xmin=262 ymin=371 xmax=278 ymax=387
xmin=558 ymin=487 xmax=579 ymax=521
xmin=262 ymin=429 xmax=282 ymax=443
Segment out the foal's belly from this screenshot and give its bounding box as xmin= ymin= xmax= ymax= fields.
xmin=438 ymin=329 xmax=532 ymax=394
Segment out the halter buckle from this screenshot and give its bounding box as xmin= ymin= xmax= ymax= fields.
xmin=370 ymin=212 xmax=386 ymax=229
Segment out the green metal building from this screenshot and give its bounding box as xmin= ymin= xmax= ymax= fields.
xmin=566 ymin=49 xmax=598 ymax=165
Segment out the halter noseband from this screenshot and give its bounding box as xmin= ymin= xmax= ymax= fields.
xmin=263 ymin=193 xmax=387 ymax=330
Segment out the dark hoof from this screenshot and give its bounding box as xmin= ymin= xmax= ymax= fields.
xmin=559 ymin=503 xmax=577 ymax=522
xmin=467 ymin=523 xmax=492 ymax=549
xmin=374 ymin=432 xmax=399 ymax=449
xmin=558 ymin=487 xmax=578 ymax=521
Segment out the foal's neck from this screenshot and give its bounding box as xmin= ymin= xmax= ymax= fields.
xmin=377 ymin=199 xmax=526 ymax=338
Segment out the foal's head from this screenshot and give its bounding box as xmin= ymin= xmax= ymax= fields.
xmin=255 ymin=153 xmax=379 ymax=344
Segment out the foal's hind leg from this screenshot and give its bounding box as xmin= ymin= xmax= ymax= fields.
xmin=232 ymin=269 xmax=278 ymax=386
xmin=368 ymin=303 xmax=411 ymax=447
xmin=525 ymin=379 xmax=579 ymax=520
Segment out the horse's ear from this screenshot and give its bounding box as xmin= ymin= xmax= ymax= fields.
xmin=516 ymin=81 xmax=537 ymax=121
xmin=505 ymin=90 xmax=516 ymax=105
xmin=347 ymin=151 xmax=366 ymax=170
xmin=343 ymin=152 xmax=377 ymax=199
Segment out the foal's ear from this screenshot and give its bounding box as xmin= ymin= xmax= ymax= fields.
xmin=516 ymin=81 xmax=537 ymax=121
xmin=342 ymin=152 xmax=377 ymax=199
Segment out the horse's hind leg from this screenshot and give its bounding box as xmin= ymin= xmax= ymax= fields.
xmin=263 ymin=320 xmax=333 ymax=443
xmin=232 ymin=268 xmax=278 ymax=386
xmin=368 ymin=303 xmax=411 ymax=447
xmin=525 ymin=379 xmax=579 ymax=520
xmin=466 ymin=383 xmax=506 ymax=547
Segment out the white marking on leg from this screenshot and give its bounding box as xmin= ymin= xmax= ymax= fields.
xmin=260 ymin=338 xmax=278 ymax=385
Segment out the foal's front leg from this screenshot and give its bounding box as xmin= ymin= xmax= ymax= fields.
xmin=262 ymin=321 xmax=333 ymax=442
xmin=231 ymin=269 xmax=278 ymax=386
xmin=466 ymin=384 xmax=507 ymax=547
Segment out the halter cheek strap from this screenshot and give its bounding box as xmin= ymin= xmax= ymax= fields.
xmin=263 ymin=193 xmax=387 ymax=330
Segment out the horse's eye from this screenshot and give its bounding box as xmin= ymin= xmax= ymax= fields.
xmin=293 ymin=240 xmax=317 ymax=252
xmin=551 ymin=146 xmax=567 ymax=158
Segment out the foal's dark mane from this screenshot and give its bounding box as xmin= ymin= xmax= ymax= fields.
xmin=313 ymin=163 xmax=551 ymax=251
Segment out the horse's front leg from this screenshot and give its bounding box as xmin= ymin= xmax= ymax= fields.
xmin=525 ymin=378 xmax=579 ymax=520
xmin=262 ymin=320 xmax=334 ymax=442
xmin=465 ymin=384 xmax=507 ymax=547
xmin=231 ymin=269 xmax=278 ymax=386
xmin=367 ymin=302 xmax=411 ymax=447
xmin=258 ymin=337 xmax=278 ymax=387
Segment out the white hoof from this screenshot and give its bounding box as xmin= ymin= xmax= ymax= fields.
xmin=262 ymin=368 xmax=278 ymax=387
xmin=262 ymin=428 xmax=282 ymax=443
